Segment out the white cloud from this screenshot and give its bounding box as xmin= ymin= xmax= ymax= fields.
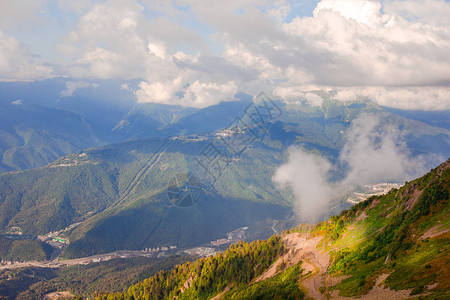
xmin=332 ymin=86 xmax=450 ymax=110
xmin=11 ymin=99 xmax=23 ymax=105
xmin=282 ymin=0 xmax=450 ymax=87
xmin=60 ymin=81 xmax=96 ymax=97
xmin=58 ymin=0 xmax=152 ymax=79
xmin=385 ymin=0 xmax=450 ymax=27
xmin=136 ymin=78 xmax=183 ymax=105
xmin=273 ymin=147 xmax=333 ymax=222
xmin=273 ymin=87 xmax=324 ymax=106
xmin=316 ymin=0 xmax=383 ymax=27
xmin=182 ymin=80 xmax=238 ymax=107
xmin=0 ymin=31 xmax=53 ymax=81
xmin=0 ymin=0 xmax=46 ymax=30
xmin=2 ymin=0 xmax=450 ymax=109
xmin=148 ymin=41 xmax=167 ymax=60
xmin=339 ymin=113 xmax=429 ymax=186
xmin=136 ymin=77 xmax=237 ymax=108
xmin=57 ymin=0 xmax=94 ymax=15
xmin=273 ymin=112 xmax=439 ymax=221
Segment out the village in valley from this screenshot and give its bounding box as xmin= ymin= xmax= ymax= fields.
xmin=0 ymin=224 xmax=251 ymax=269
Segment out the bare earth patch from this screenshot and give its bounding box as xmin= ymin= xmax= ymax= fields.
xmin=369 ymin=199 xmax=380 ymax=209
xmin=43 ymin=291 xmax=74 ymax=300
xmin=356 ymin=211 xmax=368 ymax=222
xmin=420 ymin=225 xmax=450 ymax=240
xmin=255 ymin=233 xmax=307 ymax=282
xmin=210 ymin=285 xmax=231 ymax=300
xmin=255 ymin=233 xmax=330 ymax=299
xmin=404 ymin=188 xmax=422 ymax=211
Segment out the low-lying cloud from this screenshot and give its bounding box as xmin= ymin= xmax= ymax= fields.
xmin=60 ymin=81 xmax=98 ymax=97
xmin=273 ymin=148 xmax=333 ymax=223
xmin=273 ymin=113 xmax=441 ymax=223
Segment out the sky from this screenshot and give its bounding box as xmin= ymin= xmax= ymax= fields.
xmin=1 ymin=0 xmax=449 ymax=109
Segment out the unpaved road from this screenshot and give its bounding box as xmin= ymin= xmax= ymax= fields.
xmin=0 ymin=250 xmax=156 ymax=270
xmin=255 ymin=233 xmax=330 ymax=299
xmin=302 ymin=251 xmax=328 ymax=300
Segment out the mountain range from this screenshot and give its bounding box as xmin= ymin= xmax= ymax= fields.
xmin=0 ymin=80 xmax=449 ymax=260
xmin=11 ymin=158 xmax=449 ymax=299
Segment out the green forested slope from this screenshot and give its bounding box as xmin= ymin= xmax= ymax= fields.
xmin=93 ymin=236 xmax=296 ymax=300
xmin=91 ymin=159 xmax=449 ymax=300
xmin=0 ymin=236 xmax=53 ymax=262
xmin=0 ymin=99 xmax=448 ymax=259
xmin=0 ymin=103 xmax=101 ymax=173
xmin=317 ymin=159 xmax=450 ymax=298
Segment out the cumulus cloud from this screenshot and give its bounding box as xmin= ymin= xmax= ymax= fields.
xmin=58 ymin=0 xmax=151 ymax=79
xmin=182 ymin=0 xmax=450 ymax=109
xmin=282 ymin=0 xmax=450 ymax=87
xmin=60 ymin=81 xmax=97 ymax=97
xmin=2 ymin=0 xmax=450 ymax=109
xmin=0 ymin=31 xmax=53 ymax=81
xmin=332 ymin=86 xmax=450 ymax=111
xmin=273 ymin=113 xmax=436 ymax=222
xmin=136 ymin=77 xmax=238 ymax=108
xmin=0 ymin=0 xmax=45 ymax=30
xmin=273 ymin=87 xmax=324 ymax=106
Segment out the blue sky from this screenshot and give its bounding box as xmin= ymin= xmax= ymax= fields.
xmin=1 ymin=0 xmax=449 ymax=109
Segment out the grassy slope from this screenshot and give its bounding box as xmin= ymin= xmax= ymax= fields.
xmin=91 ymin=159 xmax=449 ymax=300
xmin=0 ymin=103 xmax=102 ymax=174
xmin=315 ymin=159 xmax=450 ymax=298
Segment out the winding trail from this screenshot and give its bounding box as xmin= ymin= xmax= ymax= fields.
xmin=301 ymin=251 xmax=328 ymax=300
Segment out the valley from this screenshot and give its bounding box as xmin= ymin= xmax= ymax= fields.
xmin=2 ymin=1 xmax=450 ymax=298
xmin=0 ymin=225 xmax=249 ymax=270
xmin=0 ymin=83 xmax=449 ymax=300
xmin=91 ymin=159 xmax=450 ymax=299
xmin=2 ymin=159 xmax=447 ymax=299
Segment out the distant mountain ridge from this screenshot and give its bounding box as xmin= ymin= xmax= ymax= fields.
xmin=1 ymin=78 xmax=450 ymax=176
xmin=0 ymin=79 xmax=256 ymax=173
xmin=0 ymin=95 xmax=448 ymax=260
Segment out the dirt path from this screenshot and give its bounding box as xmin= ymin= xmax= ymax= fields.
xmin=254 ymin=233 xmax=330 ymax=299
xmin=301 ymin=248 xmax=330 ymax=300
xmin=302 ymin=260 xmax=324 ymax=299
xmin=210 ymin=286 xmax=231 ymax=300
xmin=420 ymin=225 xmax=450 ymax=240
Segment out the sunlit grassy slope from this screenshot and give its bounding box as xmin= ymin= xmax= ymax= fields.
xmin=90 ymin=159 xmax=449 ymax=300
xmin=312 ymin=159 xmax=450 ymax=298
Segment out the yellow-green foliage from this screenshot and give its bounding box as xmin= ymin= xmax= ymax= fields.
xmin=94 ymin=235 xmax=286 ymax=300
xmin=328 ymin=160 xmax=450 ymax=298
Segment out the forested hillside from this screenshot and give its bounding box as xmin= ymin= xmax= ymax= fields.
xmin=92 ymin=159 xmax=449 ymax=299
xmin=0 ymin=98 xmax=448 ymax=259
